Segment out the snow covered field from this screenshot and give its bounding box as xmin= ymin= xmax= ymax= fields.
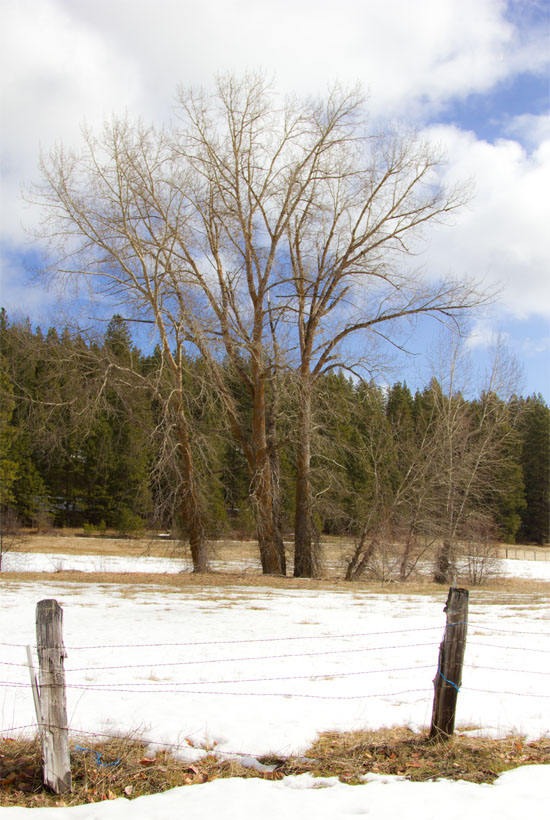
xmin=1 ymin=554 xmax=549 ymax=818
xmin=5 ymin=547 xmax=550 ymax=580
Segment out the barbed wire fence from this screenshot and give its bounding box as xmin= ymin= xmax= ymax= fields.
xmin=1 ymin=606 xmax=548 ymax=759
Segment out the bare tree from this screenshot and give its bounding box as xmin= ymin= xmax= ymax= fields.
xmin=343 ymin=336 xmax=523 ymax=584
xmin=31 ymin=73 xmax=487 ymax=576
xmin=281 ymin=124 xmax=487 ymax=577
xmin=97 ymin=339 xmax=215 ymax=571
xmin=169 ymin=75 xmax=488 ymax=576
xmin=31 ymin=120 xmax=212 ymax=570
xmin=0 ymin=509 xmax=22 ymax=572
xmin=343 ymin=383 xmax=439 ymax=582
xmin=428 ymin=338 xmax=523 ymax=583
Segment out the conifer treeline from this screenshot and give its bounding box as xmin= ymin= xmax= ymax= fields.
xmin=1 ymin=310 xmax=548 ymax=547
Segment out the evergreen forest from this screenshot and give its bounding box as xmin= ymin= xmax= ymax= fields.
xmin=1 ymin=310 xmax=548 ymax=576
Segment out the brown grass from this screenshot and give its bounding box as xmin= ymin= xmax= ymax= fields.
xmin=282 ymin=727 xmax=550 ymax=785
xmin=14 ymin=533 xmax=179 ymax=558
xmin=2 ymin=567 xmax=549 ymax=598
xmin=0 ymin=734 xmax=264 ymax=808
xmin=1 ymin=729 xmax=548 ymax=807
xmin=15 ymin=531 xmax=550 ymax=563
xmin=3 ymin=533 xmax=549 ymax=611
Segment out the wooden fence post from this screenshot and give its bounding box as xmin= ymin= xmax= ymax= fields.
xmin=429 ymin=586 xmax=469 ymax=742
xmin=25 ymin=645 xmax=42 ymax=736
xmin=36 ymin=599 xmax=72 ymax=793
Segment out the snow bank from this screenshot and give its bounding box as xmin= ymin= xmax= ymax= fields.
xmin=0 ymin=766 xmax=548 ymax=819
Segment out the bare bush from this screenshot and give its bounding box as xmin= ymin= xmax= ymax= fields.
xmin=0 ymin=508 xmax=22 ymax=571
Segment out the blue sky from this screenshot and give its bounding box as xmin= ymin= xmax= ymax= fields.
xmin=446 ymin=72 xmax=548 ymax=141
xmin=1 ymin=0 xmax=549 ymax=399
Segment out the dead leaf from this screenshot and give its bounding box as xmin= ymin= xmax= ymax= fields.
xmin=124 ymin=785 xmax=134 ymax=796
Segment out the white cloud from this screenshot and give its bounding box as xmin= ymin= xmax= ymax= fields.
xmin=0 ymin=0 xmax=141 ymax=242
xmin=465 ymin=321 xmax=511 ymax=351
xmin=503 ymin=113 xmax=550 ymax=150
xmin=520 ymin=333 xmax=550 ymax=355
xmin=419 ymin=125 xmax=550 ymax=319
xmin=46 ymin=1 xmax=547 ymax=112
xmin=1 ymin=0 xmax=548 ymax=327
xmin=2 ymin=1 xmax=546 ymax=155
xmin=2 ymin=1 xmax=546 ymax=164
xmin=0 ymin=247 xmax=59 ymax=322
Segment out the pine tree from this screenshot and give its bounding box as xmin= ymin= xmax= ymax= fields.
xmin=0 ymin=316 xmax=49 ymax=525
xmin=517 ymin=395 xmax=550 ymax=544
xmin=0 ymin=365 xmax=19 ymax=510
xmin=99 ymin=316 xmax=154 ymax=529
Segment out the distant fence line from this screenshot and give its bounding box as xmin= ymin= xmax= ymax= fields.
xmin=499 ymin=548 xmax=550 ymax=561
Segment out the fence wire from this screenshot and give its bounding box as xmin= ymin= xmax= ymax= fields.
xmin=1 ymin=608 xmax=548 ymax=773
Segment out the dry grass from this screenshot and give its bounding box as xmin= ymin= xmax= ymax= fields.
xmin=2 ymin=567 xmax=549 ymax=598
xmin=15 ymin=531 xmax=550 ymax=564
xmin=281 ymin=727 xmax=550 ymax=785
xmin=1 ymin=729 xmax=549 ymax=807
xmin=0 ymin=734 xmax=266 ymax=808
xmin=14 ymin=533 xmax=177 ymax=558
xmin=3 ymin=532 xmax=549 ymax=608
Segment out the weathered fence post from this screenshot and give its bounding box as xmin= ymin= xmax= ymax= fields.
xmin=26 ymin=645 xmax=42 ymax=736
xmin=36 ymin=599 xmax=72 ymax=793
xmin=429 ymin=586 xmax=469 ymax=742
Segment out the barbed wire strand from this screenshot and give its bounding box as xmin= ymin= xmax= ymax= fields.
xmin=3 ymin=622 xmax=548 ymax=655
xmin=8 ymin=619 xmax=549 ymax=652
xmin=0 ymin=626 xmax=448 ymax=651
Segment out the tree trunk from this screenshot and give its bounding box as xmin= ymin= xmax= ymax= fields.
xmin=294 ymin=439 xmax=313 ymax=576
xmin=243 ymin=430 xmax=286 ymax=576
xmin=252 ymin=376 xmax=286 ymax=575
xmin=345 ymin=534 xmax=378 ymax=581
xmin=254 ymin=454 xmax=286 ymax=574
xmin=176 ymin=418 xmax=210 ymax=573
xmin=399 ymin=528 xmax=415 ymax=581
xmin=294 ymin=382 xmax=321 ymax=578
xmin=267 ymin=382 xmax=286 ymax=573
xmin=434 ymin=540 xmax=455 ymax=584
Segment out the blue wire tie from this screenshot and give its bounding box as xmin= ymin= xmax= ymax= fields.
xmin=75 ymin=745 xmax=120 ymax=767
xmin=438 ymin=670 xmax=460 ymax=692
